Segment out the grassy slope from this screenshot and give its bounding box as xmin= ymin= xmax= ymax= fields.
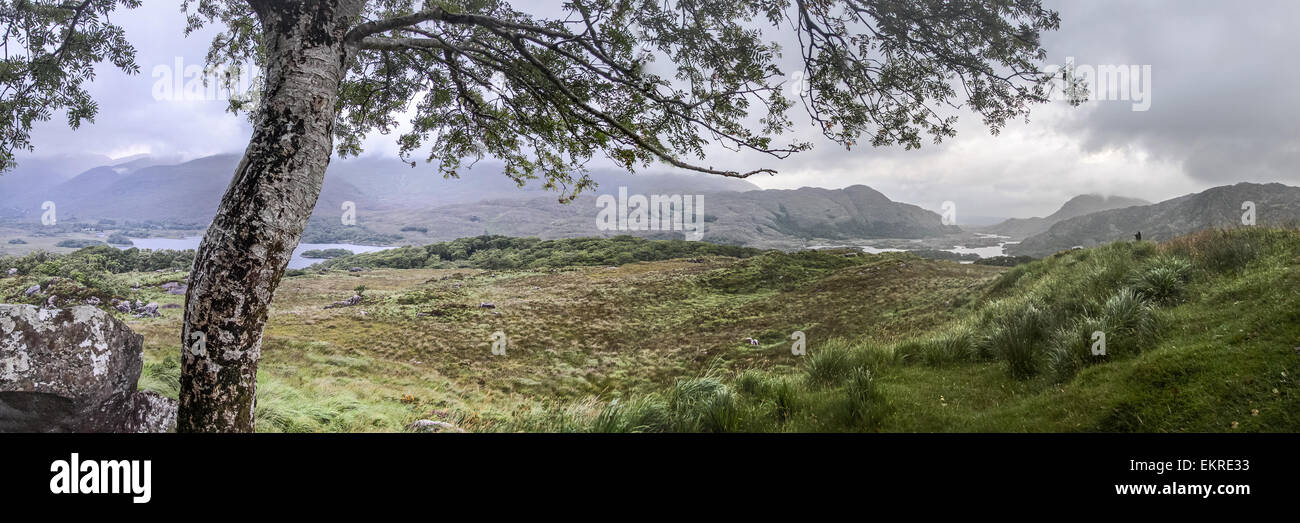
xmin=875 ymin=229 xmax=1298 ymax=432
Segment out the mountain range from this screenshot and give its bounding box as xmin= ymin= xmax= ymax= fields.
xmin=362 ymin=184 xmax=955 ymax=247
xmin=0 ymin=154 xmax=953 ymax=247
xmin=1008 ymin=183 xmax=1300 ymax=257
xmin=5 ymin=154 xmax=1297 ymax=255
xmin=979 ymin=194 xmax=1150 ymax=238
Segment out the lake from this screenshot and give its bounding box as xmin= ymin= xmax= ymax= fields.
xmin=813 ymin=233 xmax=1022 ymax=262
xmin=119 ymin=237 xmax=394 ymax=269
xmin=948 ymin=234 xmax=1022 ymax=259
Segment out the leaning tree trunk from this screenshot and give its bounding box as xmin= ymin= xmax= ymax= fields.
xmin=179 ymin=1 xmax=362 ymax=432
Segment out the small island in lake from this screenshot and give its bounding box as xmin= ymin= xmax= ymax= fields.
xmin=301 ymin=248 xmax=355 ymax=259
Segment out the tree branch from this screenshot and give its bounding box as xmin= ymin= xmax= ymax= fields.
xmin=357 ymin=35 xmax=452 ymax=52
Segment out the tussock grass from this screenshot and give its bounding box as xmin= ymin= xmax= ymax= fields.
xmin=981 ymin=300 xmax=1051 ymax=379
xmin=893 ymin=322 xmax=976 ymax=367
xmin=139 ymin=356 xmax=181 ymax=398
xmin=1132 ymin=255 xmax=1193 ymax=304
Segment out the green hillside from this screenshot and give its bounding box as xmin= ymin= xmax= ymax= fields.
xmin=494 ymin=227 xmax=1297 ymax=432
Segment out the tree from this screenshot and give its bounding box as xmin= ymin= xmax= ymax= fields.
xmin=0 ymin=0 xmax=141 ymax=170
xmin=1 ymin=0 xmax=1065 ymax=432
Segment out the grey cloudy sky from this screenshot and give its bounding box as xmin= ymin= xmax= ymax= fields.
xmin=20 ymin=0 xmax=1300 ymax=219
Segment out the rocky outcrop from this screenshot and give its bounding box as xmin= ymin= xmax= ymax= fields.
xmin=106 ymin=299 xmax=161 ymax=318
xmin=0 ymin=304 xmax=176 ymax=432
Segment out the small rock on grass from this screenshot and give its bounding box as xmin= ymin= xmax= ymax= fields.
xmin=406 ymin=419 xmax=464 ymax=433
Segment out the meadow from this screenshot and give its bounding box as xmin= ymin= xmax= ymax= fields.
xmin=1 ymin=230 xmax=1295 ymax=432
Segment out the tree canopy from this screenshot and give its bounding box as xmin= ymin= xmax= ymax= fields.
xmin=178 ymin=0 xmax=1062 ymax=201
xmin=0 ymin=0 xmax=141 ymax=170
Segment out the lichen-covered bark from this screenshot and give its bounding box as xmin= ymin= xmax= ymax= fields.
xmin=179 ymin=1 xmax=365 ymax=432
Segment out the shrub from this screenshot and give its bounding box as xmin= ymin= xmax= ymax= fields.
xmin=300 ymin=248 xmax=353 ymax=259
xmin=56 ymin=239 xmax=103 ymax=249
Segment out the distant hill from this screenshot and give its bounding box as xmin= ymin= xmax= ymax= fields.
xmin=1008 ymin=183 xmax=1300 ymax=257
xmin=0 ymin=154 xmax=365 ymax=226
xmin=0 ymin=154 xmax=758 ymax=224
xmin=982 ymin=194 xmax=1149 ymax=239
xmin=0 ymin=154 xmax=955 ymax=248
xmin=363 ymin=184 xmax=957 ymax=248
xmin=0 ymin=153 xmax=114 ymax=216
xmin=326 ymin=157 xmax=762 ymax=208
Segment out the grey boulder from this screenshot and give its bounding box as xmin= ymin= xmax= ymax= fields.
xmin=0 ymin=305 xmax=176 ymax=432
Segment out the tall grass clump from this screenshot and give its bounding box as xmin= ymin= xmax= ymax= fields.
xmin=1044 ymin=316 xmax=1106 ymax=382
xmin=1132 ymin=255 xmax=1193 ymax=304
xmin=804 ymin=338 xmax=860 ymax=386
xmin=1075 ymin=244 xmax=1146 ymax=301
xmin=1096 ymin=288 xmax=1159 ymax=357
xmin=558 ymin=375 xmax=744 ymax=433
xmin=892 ymin=322 xmax=976 ymax=367
xmin=665 ymin=376 xmax=740 ymax=432
xmin=591 ymin=396 xmax=671 ymax=433
xmin=139 ymin=356 xmax=181 ymax=398
xmin=832 ymin=367 xmax=887 ymax=428
xmin=480 ymin=398 xmax=608 ymax=433
xmin=253 ymin=380 xmax=397 ymax=432
xmin=987 ymin=263 xmax=1033 ymax=294
xmin=978 ymin=300 xmax=1052 ymax=379
xmin=734 ymin=370 xmax=802 ymax=426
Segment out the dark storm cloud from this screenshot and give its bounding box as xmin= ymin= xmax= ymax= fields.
xmin=1044 ymin=0 xmax=1300 ymax=183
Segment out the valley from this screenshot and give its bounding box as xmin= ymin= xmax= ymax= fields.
xmin=4 ymin=228 xmax=1294 ymax=432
